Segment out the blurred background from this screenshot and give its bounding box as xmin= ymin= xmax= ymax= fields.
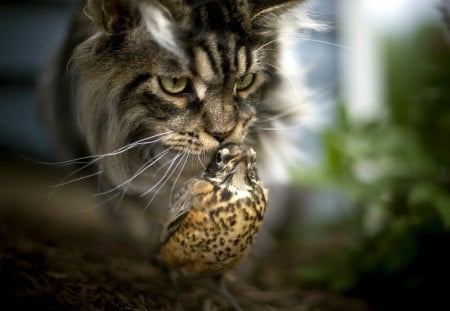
xmin=0 ymin=0 xmax=75 ymax=158
xmin=1 ymin=0 xmax=449 ymax=310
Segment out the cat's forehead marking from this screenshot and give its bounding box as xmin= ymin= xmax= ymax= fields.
xmin=195 ymin=47 xmax=216 ymax=82
xmin=192 ymin=78 xmax=207 ymax=100
xmin=193 ymin=35 xmax=251 ymax=83
xmin=236 ymin=46 xmax=248 ymax=77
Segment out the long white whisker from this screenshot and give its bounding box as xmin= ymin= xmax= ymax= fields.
xmin=51 ymin=170 xmax=103 ymax=189
xmin=255 ymin=38 xmax=281 ymax=53
xmin=90 ymin=134 xmax=167 ymax=159
xmin=113 ymin=187 xmax=128 ymax=214
xmin=156 ymin=152 xmax=188 ymax=197
xmin=169 ymin=153 xmax=190 ymax=206
xmin=257 ymin=102 xmax=307 ymax=124
xmin=142 ymin=152 xmax=187 ymax=213
xmin=140 ymin=153 xmax=182 ymax=198
xmin=250 ymin=124 xmax=304 ymax=132
xmin=265 ymin=62 xmax=300 ymax=99
xmin=48 ymin=169 xmax=102 ymax=203
xmin=255 ymin=83 xmax=334 ymax=126
xmin=49 ymin=131 xmax=172 ymax=194
xmin=38 ymin=131 xmax=173 ymax=166
xmin=197 ymin=153 xmax=207 ymax=170
xmin=94 ymin=147 xmax=173 ymax=197
xmin=295 ymin=36 xmax=351 ymax=52
xmin=54 ymin=156 xmax=105 ymax=189
xmin=76 ymin=191 xmax=122 ymax=214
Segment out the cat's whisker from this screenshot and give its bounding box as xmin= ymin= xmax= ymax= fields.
xmin=47 ymin=170 xmax=104 ymax=204
xmin=113 ymin=187 xmax=129 ymax=214
xmin=250 ymin=124 xmax=304 ymax=132
xmin=38 ymin=131 xmax=173 ymax=167
xmin=256 ymin=81 xmax=334 ymax=127
xmin=94 ymin=133 xmax=170 ymax=159
xmin=159 ymin=152 xmax=189 ymax=198
xmin=49 ymin=132 xmax=173 ymax=195
xmin=197 ymin=153 xmax=207 ymax=170
xmin=244 ymin=136 xmax=256 ymax=146
xmin=279 ymin=33 xmax=351 ymax=52
xmin=258 ymin=105 xmax=305 ymax=124
xmin=254 ymin=102 xmax=331 ymax=133
xmin=94 ymin=146 xmax=173 ymax=197
xmin=142 ymin=152 xmax=185 ymax=213
xmin=76 ymin=190 xmax=123 ymax=215
xmin=254 ymin=33 xmax=337 ymax=56
xmin=265 ymin=62 xmax=300 ymax=98
xmin=52 ymin=156 xmax=105 ymax=190
xmin=51 ymin=170 xmax=104 ymax=189
xmin=169 ymin=153 xmax=190 ymax=206
xmin=255 ymin=38 xmax=281 ymax=54
xmin=141 ymin=152 xmax=182 ymax=198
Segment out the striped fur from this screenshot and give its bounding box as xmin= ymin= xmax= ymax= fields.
xmin=39 ymin=0 xmax=321 ymax=243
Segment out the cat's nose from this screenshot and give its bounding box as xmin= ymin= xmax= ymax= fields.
xmin=209 ymin=130 xmax=234 ymax=142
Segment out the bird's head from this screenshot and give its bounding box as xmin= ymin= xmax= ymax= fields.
xmin=204 ymin=143 xmax=257 ymax=187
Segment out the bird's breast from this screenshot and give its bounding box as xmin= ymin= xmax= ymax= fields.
xmin=158 ymin=183 xmax=267 ymax=276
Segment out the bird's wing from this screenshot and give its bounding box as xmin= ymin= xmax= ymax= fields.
xmin=158 ymin=179 xmax=214 ymax=246
xmin=166 ymin=189 xmax=192 ymax=236
xmin=158 ymin=181 xmax=194 ymax=244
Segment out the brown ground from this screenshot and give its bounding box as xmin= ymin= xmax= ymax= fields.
xmin=0 ymin=156 xmax=369 ymax=310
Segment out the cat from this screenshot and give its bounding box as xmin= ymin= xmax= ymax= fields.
xmin=38 ymin=0 xmax=322 ymax=248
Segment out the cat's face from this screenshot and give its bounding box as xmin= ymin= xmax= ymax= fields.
xmin=72 ymin=0 xmax=309 ymax=189
xmin=114 ymin=25 xmax=266 ymax=155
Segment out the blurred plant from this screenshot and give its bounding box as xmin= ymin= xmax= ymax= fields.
xmin=293 ymin=19 xmax=450 ymax=309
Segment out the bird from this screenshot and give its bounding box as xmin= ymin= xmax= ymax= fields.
xmin=156 ymin=142 xmax=268 ymax=309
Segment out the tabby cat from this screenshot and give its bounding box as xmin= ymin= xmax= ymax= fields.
xmin=39 ymin=0 xmax=321 ymax=246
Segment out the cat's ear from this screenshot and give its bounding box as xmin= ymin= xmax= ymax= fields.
xmin=139 ymin=1 xmax=182 ymax=56
xmin=85 ymin=0 xmax=138 ymax=33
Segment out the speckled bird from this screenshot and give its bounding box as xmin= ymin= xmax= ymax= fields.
xmin=157 ymin=142 xmax=268 ymax=278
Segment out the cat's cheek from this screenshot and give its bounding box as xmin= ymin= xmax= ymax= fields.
xmin=227 ymin=126 xmax=246 ymax=143
xmin=227 ymin=116 xmax=257 ymax=143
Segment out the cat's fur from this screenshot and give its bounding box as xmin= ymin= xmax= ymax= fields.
xmin=39 ymin=0 xmax=322 ymax=247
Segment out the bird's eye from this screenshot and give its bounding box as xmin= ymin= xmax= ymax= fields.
xmin=215 ymin=152 xmax=223 ymax=164
xmin=159 ymin=77 xmax=189 ymax=94
xmin=235 ymin=73 xmax=255 ymax=91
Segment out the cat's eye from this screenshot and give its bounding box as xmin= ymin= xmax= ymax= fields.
xmin=159 ymin=77 xmax=189 ymax=94
xmin=235 ymin=73 xmax=255 ymax=91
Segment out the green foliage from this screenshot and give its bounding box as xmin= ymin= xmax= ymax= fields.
xmin=294 ymin=22 xmax=450 ymax=305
